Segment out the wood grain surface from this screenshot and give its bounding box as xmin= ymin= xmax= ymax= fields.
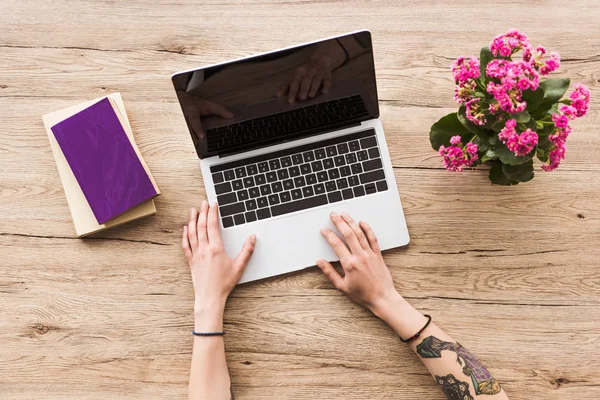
xmin=1 ymin=1 xmax=599 ymax=399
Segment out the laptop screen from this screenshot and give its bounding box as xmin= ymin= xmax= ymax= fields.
xmin=172 ymin=31 xmax=379 ymax=159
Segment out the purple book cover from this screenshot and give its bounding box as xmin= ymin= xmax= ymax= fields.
xmin=51 ymin=97 xmax=157 ymax=224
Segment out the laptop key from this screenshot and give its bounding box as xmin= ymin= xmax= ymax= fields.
xmin=323 ymin=158 xmax=334 ymax=169
xmin=246 ymin=199 xmax=258 ymax=210
xmin=342 ymin=188 xmax=354 ymax=200
xmin=258 ymin=162 xmax=269 ymax=173
xmin=353 ymin=185 xmax=365 ymax=197
xmin=328 ymin=168 xmax=340 ymax=180
xmin=303 ymin=151 xmax=315 ymax=162
xmin=271 ymin=182 xmax=283 ymax=193
xmin=340 ymin=166 xmax=351 ymax=177
xmin=337 ymin=143 xmax=349 ymax=154
xmin=249 ymin=187 xmax=260 ymax=198
xmin=246 ymin=164 xmax=258 ymax=175
xmin=315 ymin=148 xmax=326 ymax=159
xmin=245 ymin=211 xmax=257 ymax=223
xmin=306 ymin=173 xmax=317 ymax=185
xmin=368 ymin=147 xmax=380 ymax=159
xmin=292 ymin=154 xmax=303 ymax=165
xmin=280 ymin=191 xmax=291 ymax=202
xmin=351 ymin=163 xmax=363 ymax=174
xmin=311 ymin=160 xmax=323 ymax=172
xmin=222 ymin=216 xmax=234 ymax=228
xmin=360 ymin=136 xmax=377 ymax=149
xmin=365 ymin=183 xmax=377 ymax=194
xmin=300 ymin=163 xmax=312 ymax=174
xmin=357 ymin=150 xmax=368 ymax=161
xmin=277 ymin=169 xmax=289 ymax=180
xmin=326 ymin=146 xmax=337 ymax=157
xmin=348 ymin=176 xmax=360 ymax=187
xmin=223 ymin=170 xmax=236 ymax=181
xmin=232 ymin=180 xmax=243 ymax=191
xmin=345 ymin=153 xmax=357 ymax=164
xmin=362 ymin=158 xmax=383 ymax=172
xmin=235 ymin=167 xmax=247 ymax=178
xmin=336 ymin=178 xmax=349 ymax=189
xmin=291 ymin=188 xmax=303 ymax=200
xmin=217 ymin=192 xmax=237 ymax=206
xmin=221 ymin=202 xmax=245 ymax=217
xmin=289 ymin=166 xmax=301 ymax=177
xmin=255 ymin=174 xmax=266 ymax=185
xmin=215 ymin=182 xmax=232 ymax=195
xmin=212 ymin=172 xmax=224 ymax=184
xmin=268 ymin=194 xmax=280 ymax=205
xmin=325 ymin=181 xmax=337 ymax=192
xmin=376 ymin=180 xmax=388 ymax=192
xmin=266 ymin=172 xmax=277 ymax=182
xmin=271 ymin=194 xmax=328 ymax=217
xmin=257 ymin=196 xmax=268 ymax=208
xmin=243 ymin=177 xmax=255 ymax=188
xmin=314 ymin=183 xmax=325 ymax=194
xmin=260 ymin=184 xmax=272 ymax=196
xmin=234 ymin=213 xmax=246 ymax=225
xmin=360 ymin=169 xmax=385 ymax=184
xmin=302 ymin=186 xmax=314 ymax=197
xmin=237 ymin=189 xmax=249 ymax=201
xmin=328 ymin=191 xmax=343 ymax=203
xmin=269 ymin=159 xmax=281 ymax=170
xmin=317 ymin=171 xmax=328 ymax=182
xmin=349 ymin=140 xmax=360 ymax=151
xmin=281 ymin=156 xmax=292 ymax=168
xmin=257 ymin=208 xmax=271 ymax=220
xmin=294 ymin=176 xmax=306 ymax=187
xmin=334 ymin=156 xmax=346 ymax=167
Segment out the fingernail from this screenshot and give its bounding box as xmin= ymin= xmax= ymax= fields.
xmin=190 ymin=208 xmax=196 ymax=216
xmin=316 ymin=259 xmax=323 ymax=266
xmin=251 ymin=234 xmax=257 ymax=244
xmin=341 ymin=212 xmax=350 ymax=219
xmin=330 ymin=212 xmax=338 ymax=218
xmin=201 ymin=200 xmax=207 ymax=208
xmin=320 ymin=228 xmax=327 ymax=235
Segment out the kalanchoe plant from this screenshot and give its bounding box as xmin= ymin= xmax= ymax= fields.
xmin=430 ymin=29 xmax=591 ymax=185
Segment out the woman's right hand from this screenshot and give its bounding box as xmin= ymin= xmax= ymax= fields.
xmin=316 ymin=212 xmax=402 ymax=316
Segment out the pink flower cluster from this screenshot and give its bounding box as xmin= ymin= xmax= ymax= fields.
xmin=523 ymin=46 xmax=560 ymax=75
xmin=498 ymin=119 xmax=538 ymax=156
xmin=452 ymin=57 xmax=480 ymax=105
xmin=543 ymin=85 xmax=590 ymax=171
xmin=465 ymin=98 xmax=486 ymax=126
xmin=490 ymin=30 xmax=529 ymax=57
xmin=486 ymin=60 xmax=539 ymax=114
xmin=439 ymin=135 xmax=479 ymax=171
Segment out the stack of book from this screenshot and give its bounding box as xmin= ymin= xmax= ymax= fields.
xmin=43 ymin=93 xmax=161 ymax=237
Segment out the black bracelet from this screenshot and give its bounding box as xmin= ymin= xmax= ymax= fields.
xmin=192 ymin=331 xmax=225 ymax=337
xmin=399 ymin=314 xmax=432 ymax=343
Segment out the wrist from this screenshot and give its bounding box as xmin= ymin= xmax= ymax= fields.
xmin=370 ymin=290 xmax=407 ymax=321
xmin=194 ymin=297 xmax=226 ymax=332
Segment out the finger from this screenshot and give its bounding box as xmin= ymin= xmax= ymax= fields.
xmin=359 ymin=220 xmax=380 ymax=253
xmin=182 ymin=226 xmax=193 ymax=261
xmin=207 ymin=202 xmax=223 ymax=246
xmin=308 ymin=75 xmax=323 ymax=98
xmin=340 ymin=212 xmax=370 ymax=251
xmin=322 ymin=76 xmax=332 ymax=94
xmin=330 ymin=212 xmax=362 ymax=254
xmin=206 ymin=100 xmax=234 ymax=119
xmin=298 ymin=69 xmax=315 ymax=100
xmin=196 ymin=200 xmax=208 ymax=247
xmin=234 ymin=234 xmax=257 ymax=271
xmin=316 ymin=259 xmax=346 ymax=291
xmin=288 ymin=67 xmax=306 ymax=104
xmin=320 ymin=227 xmax=351 ymax=262
xmin=277 ymin=81 xmax=289 ymax=97
xmin=187 ymin=208 xmax=199 ymax=251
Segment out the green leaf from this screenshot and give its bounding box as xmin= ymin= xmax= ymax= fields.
xmin=502 ymin=159 xmax=534 ymax=182
xmin=537 ymin=147 xmax=550 ymax=162
xmin=533 ymin=78 xmax=570 ymax=117
xmin=514 ymin=111 xmax=531 ymax=123
xmin=522 ymin=87 xmax=545 ymax=112
xmin=537 ymin=134 xmax=553 ymax=150
xmin=479 ymin=46 xmax=494 ymax=78
xmin=429 ymin=112 xmax=471 ymax=150
xmin=489 ymin=160 xmax=519 ymax=185
xmin=490 ymin=120 xmax=505 ymax=133
xmin=495 ymin=141 xmax=535 ymax=165
xmin=481 ymin=148 xmax=498 ymax=163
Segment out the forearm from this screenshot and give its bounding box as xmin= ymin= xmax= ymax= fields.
xmin=189 ymin=302 xmax=232 ymax=400
xmin=374 ymin=294 xmax=508 ymax=399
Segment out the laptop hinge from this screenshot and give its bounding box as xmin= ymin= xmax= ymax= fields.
xmin=218 ymin=121 xmax=363 ymax=158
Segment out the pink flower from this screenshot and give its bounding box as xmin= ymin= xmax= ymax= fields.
xmin=524 ymin=46 xmax=560 ymax=75
xmin=542 ymin=144 xmax=566 ymax=172
xmin=569 ymin=83 xmax=591 ymax=117
xmin=559 ymin=105 xmax=578 ymax=120
xmin=439 ymin=137 xmax=479 ymax=172
xmin=454 ymin=80 xmax=476 ymax=104
xmin=486 ymin=60 xmax=539 ymax=114
xmin=552 ymin=113 xmax=569 ymax=128
xmin=498 ymin=119 xmax=537 ymax=156
xmin=490 ymin=29 xmax=530 ymax=57
xmin=465 ymin=98 xmax=486 ymax=126
xmin=452 ymin=56 xmax=480 ymax=84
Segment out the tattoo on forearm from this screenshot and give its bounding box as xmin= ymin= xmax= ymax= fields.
xmin=417 ymin=336 xmax=502 ymax=395
xmin=436 ymin=374 xmax=474 ymax=400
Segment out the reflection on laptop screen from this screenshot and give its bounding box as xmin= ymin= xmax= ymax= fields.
xmin=172 ymin=31 xmax=379 ymax=158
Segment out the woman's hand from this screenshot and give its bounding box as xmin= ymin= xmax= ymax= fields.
xmin=317 ymin=212 xmax=401 ymax=316
xmin=182 ymin=201 xmax=256 ymax=330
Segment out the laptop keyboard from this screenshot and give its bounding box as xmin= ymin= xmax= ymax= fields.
xmin=210 ymin=129 xmax=388 ymax=228
xmin=206 ymin=95 xmax=369 ymax=152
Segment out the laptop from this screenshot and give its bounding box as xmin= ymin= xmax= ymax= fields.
xmin=172 ymin=30 xmax=409 ymax=283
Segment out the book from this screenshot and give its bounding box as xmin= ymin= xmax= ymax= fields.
xmin=43 ymin=93 xmax=160 ymax=237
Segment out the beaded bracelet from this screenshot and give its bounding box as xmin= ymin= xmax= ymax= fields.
xmin=192 ymin=331 xmax=225 ymax=337
xmin=399 ymin=314 xmax=432 ymax=343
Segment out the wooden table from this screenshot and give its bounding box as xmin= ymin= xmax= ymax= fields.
xmin=1 ymin=1 xmax=599 ymax=399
